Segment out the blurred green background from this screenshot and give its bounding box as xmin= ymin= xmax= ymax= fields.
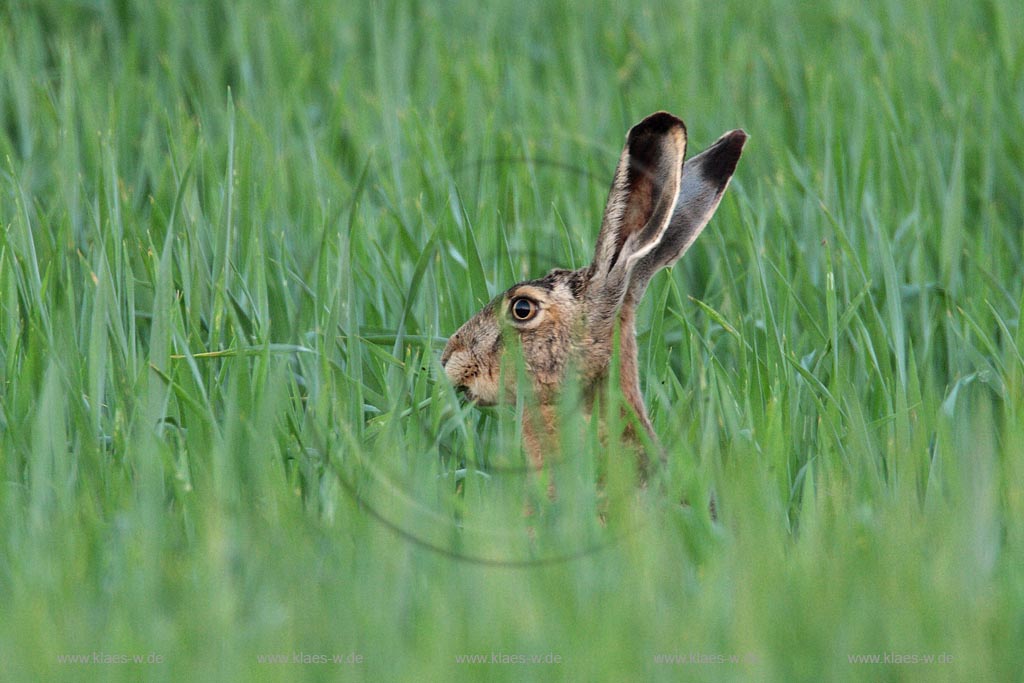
xmin=1 ymin=0 xmax=1021 ymax=680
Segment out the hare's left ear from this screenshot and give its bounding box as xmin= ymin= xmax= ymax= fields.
xmin=588 ymin=112 xmax=688 ymax=312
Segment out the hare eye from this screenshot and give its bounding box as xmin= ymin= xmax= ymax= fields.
xmin=510 ymin=297 xmax=538 ymax=321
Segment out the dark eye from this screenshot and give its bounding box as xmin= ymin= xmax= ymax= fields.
xmin=510 ymin=297 xmax=538 ymax=321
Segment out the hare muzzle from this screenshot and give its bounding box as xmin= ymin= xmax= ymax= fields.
xmin=440 ymin=306 xmax=504 ymax=407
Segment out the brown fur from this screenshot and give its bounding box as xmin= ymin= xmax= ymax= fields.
xmin=441 ymin=112 xmax=747 ymax=475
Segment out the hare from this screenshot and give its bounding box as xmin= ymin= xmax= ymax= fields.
xmin=441 ymin=111 xmax=746 ymax=471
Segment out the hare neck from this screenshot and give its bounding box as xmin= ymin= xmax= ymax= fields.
xmin=615 ymin=306 xmax=655 ymax=440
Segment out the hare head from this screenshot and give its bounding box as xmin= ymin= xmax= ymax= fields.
xmin=441 ymin=112 xmax=746 ymax=464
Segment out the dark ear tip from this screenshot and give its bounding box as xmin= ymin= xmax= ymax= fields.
xmin=718 ymin=129 xmax=748 ymax=156
xmin=727 ymin=129 xmax=749 ymax=146
xmin=628 ymin=111 xmax=687 ymax=143
xmin=703 ymin=129 xmax=748 ymax=184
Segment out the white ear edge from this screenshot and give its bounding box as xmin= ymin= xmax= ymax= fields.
xmin=623 ymin=192 xmax=679 ymax=269
xmin=622 ymin=155 xmax=684 ymax=270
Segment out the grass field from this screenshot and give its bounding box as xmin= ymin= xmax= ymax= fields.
xmin=1 ymin=0 xmax=1022 ymax=680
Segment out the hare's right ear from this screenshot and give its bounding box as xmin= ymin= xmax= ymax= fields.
xmin=588 ymin=112 xmax=687 ymax=315
xmin=626 ymin=128 xmax=747 ymax=302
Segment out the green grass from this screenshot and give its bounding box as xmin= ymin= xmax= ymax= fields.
xmin=1 ymin=0 xmax=1022 ymax=680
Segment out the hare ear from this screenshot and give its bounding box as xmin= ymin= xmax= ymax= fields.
xmin=589 ymin=112 xmax=687 ymax=305
xmin=627 ymin=129 xmax=747 ymax=302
